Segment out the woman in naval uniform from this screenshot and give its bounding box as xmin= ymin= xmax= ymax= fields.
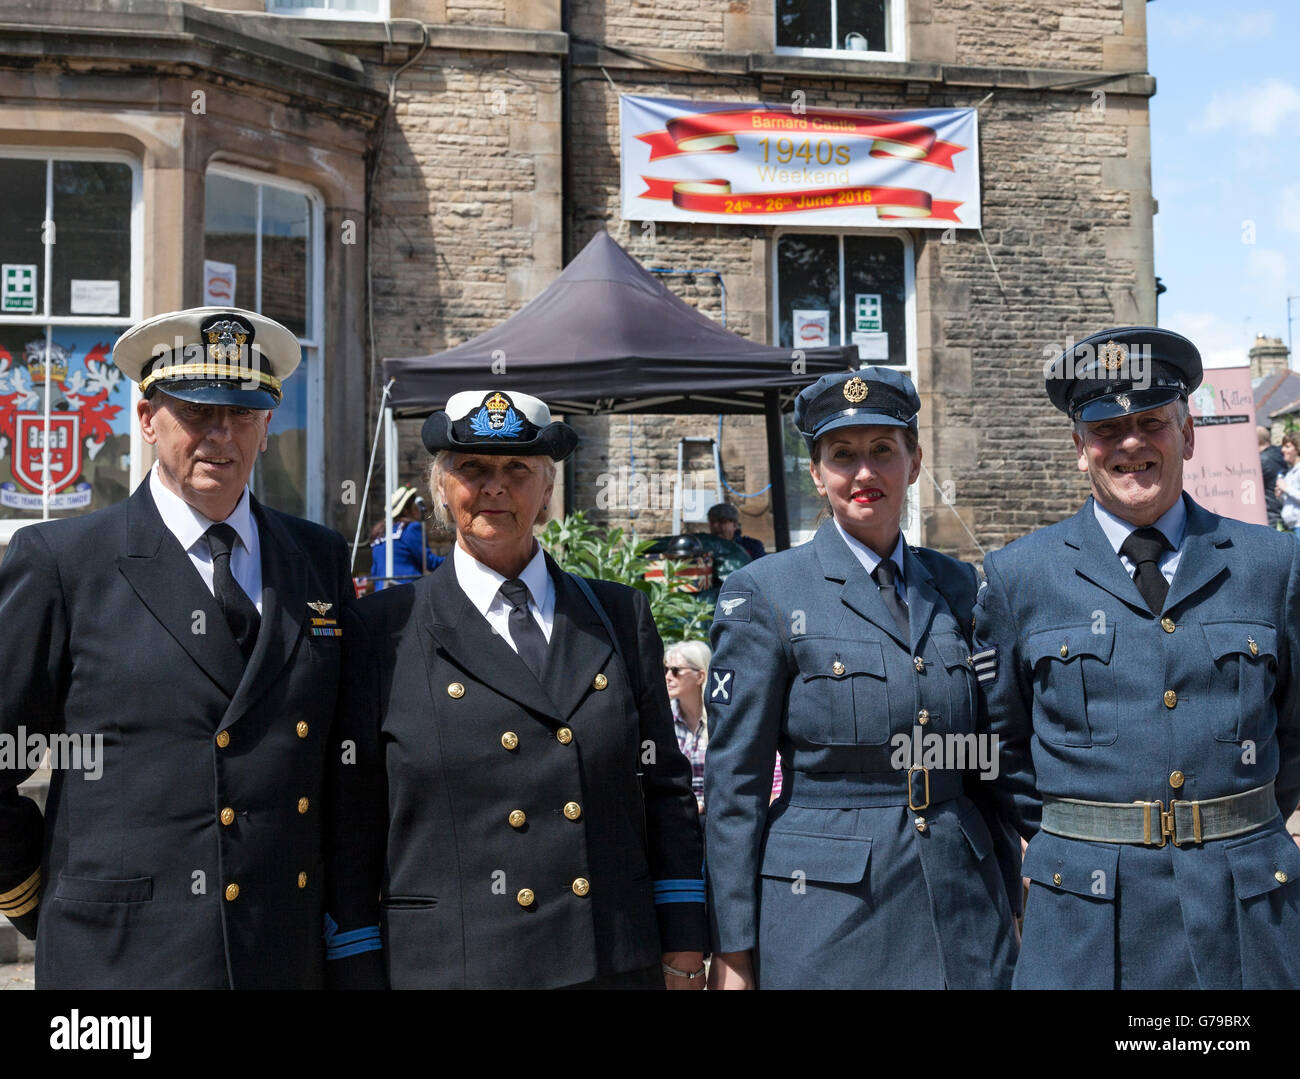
xmin=705 ymin=368 xmax=1020 ymax=989
xmin=324 ymin=389 xmax=707 ymax=990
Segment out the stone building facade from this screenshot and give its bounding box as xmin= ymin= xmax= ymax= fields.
xmin=0 ymin=0 xmax=1158 ymax=563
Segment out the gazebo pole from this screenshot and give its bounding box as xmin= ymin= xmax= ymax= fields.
xmin=763 ymin=390 xmax=790 ymax=551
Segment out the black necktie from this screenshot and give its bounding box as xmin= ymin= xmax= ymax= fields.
xmin=872 ymin=561 xmax=910 ymax=641
xmin=1119 ymin=527 xmax=1171 ymax=615
xmin=499 ymin=578 xmax=547 ymax=676
xmin=205 ymin=523 xmax=261 ymax=659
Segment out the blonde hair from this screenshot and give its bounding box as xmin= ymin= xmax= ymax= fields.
xmin=664 ymin=639 xmax=712 ymax=728
xmin=428 ymin=450 xmax=557 ymax=532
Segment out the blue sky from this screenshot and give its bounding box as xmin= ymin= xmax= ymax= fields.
xmin=1148 ymin=0 xmax=1299 ymax=368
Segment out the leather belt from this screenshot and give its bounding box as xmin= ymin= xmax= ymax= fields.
xmin=786 ymin=767 xmax=964 ymax=811
xmin=1041 ymin=783 xmax=1278 ymax=848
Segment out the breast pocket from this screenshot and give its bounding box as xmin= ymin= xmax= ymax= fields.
xmin=1026 ymin=624 xmax=1118 ymax=747
xmin=930 ymin=632 xmax=977 ymax=734
xmin=1201 ymin=622 xmax=1278 ymax=743
xmin=790 ymin=637 xmax=887 ymax=745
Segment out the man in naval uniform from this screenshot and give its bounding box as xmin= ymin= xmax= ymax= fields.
xmin=0 ymin=307 xmax=353 ymax=988
xmin=974 ymin=326 xmax=1300 ymax=989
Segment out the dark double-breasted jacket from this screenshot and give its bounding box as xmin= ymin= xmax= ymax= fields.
xmin=0 ymin=481 xmax=352 ymax=988
xmin=324 ymin=553 xmax=708 ymax=989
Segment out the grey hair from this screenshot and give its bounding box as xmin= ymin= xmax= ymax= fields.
xmin=1072 ymin=396 xmax=1189 ymax=440
xmin=427 ymin=451 xmax=558 ymax=532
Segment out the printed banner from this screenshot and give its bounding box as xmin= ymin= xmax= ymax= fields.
xmin=1185 ymin=367 xmax=1267 ymax=526
xmin=621 ymin=95 xmax=980 ymax=229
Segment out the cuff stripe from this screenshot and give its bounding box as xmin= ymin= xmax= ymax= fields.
xmin=0 ymin=870 xmax=40 ymax=915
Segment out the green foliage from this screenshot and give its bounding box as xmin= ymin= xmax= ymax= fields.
xmin=538 ymin=512 xmax=714 ymax=643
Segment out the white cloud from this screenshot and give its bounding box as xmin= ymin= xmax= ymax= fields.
xmin=1153 ymin=10 xmax=1274 ymax=40
xmin=1161 ymin=310 xmax=1252 ymax=370
xmin=1280 ymin=185 xmax=1300 ymax=234
xmin=1193 ymin=78 xmax=1300 ymax=136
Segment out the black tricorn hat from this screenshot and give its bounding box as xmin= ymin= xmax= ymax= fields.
xmin=421 ymin=389 xmax=579 ymax=460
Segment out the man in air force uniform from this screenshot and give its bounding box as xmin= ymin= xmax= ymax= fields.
xmin=974 ymin=326 xmax=1300 ymax=989
xmin=0 ymin=308 xmax=353 ymax=988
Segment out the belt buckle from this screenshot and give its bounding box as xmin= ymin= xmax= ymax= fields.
xmin=1134 ymin=799 xmax=1172 ymax=847
xmin=907 ymin=765 xmax=930 ymax=812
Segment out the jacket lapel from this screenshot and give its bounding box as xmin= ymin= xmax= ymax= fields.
xmin=902 ymin=546 xmax=940 ymax=651
xmin=1162 ymin=495 xmax=1230 ymax=615
xmin=1063 ymin=499 xmax=1150 ymax=615
xmin=221 ymin=499 xmax=308 ymax=730
xmin=539 ymin=560 xmax=614 ymax=722
xmin=115 ymin=481 xmax=245 ymax=697
xmin=423 ymin=562 xmax=563 ymax=722
xmin=813 ymin=520 xmax=909 ymax=649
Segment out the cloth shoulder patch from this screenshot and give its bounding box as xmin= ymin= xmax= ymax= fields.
xmin=715 ymin=591 xmax=752 ymax=621
xmin=708 ymin=667 xmax=735 ymax=705
xmin=971 ymin=646 xmax=998 ymax=685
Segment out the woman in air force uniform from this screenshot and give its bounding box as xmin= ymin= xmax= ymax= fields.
xmin=705 ymin=368 xmax=1020 ymax=990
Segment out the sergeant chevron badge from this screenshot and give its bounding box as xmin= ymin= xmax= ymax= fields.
xmin=971 ymin=646 xmax=998 ymax=685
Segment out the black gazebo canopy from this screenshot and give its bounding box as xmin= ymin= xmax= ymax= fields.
xmin=381 ymin=232 xmax=859 ymax=546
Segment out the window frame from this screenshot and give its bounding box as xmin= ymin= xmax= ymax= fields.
xmin=771 ymin=226 xmax=919 ymax=544
xmin=264 ymin=0 xmax=390 ymax=20
xmin=773 ymin=0 xmax=908 ymax=62
xmin=0 ymin=148 xmax=143 ymax=545
xmin=204 ymin=163 xmax=326 ymax=523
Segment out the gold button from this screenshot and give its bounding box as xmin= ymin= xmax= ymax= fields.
xmin=571 ymin=877 xmax=590 ymax=896
xmin=914 ymin=816 xmax=927 ymax=833
xmin=1059 ymin=643 xmax=1069 ymax=658
xmin=1164 ymin=689 xmax=1177 ymax=709
xmin=917 ymin=709 xmax=929 ymax=726
xmin=832 ymin=661 xmax=846 ymax=676
xmin=220 ymin=807 xmax=235 ymax=826
xmin=1169 ymin=770 xmax=1185 ymax=789
xmin=516 ymin=888 xmax=535 ymax=907
xmin=508 ymin=809 xmax=526 ymax=828
xmin=593 ymin=673 xmax=608 ymax=690
xmin=1276 ymin=870 xmax=1289 ymax=884
xmin=556 ymin=728 xmax=573 ymax=745
xmin=1052 ymin=873 xmax=1062 ymax=886
xmin=216 ymin=731 xmax=230 ymax=749
xmin=1160 ymin=617 xmax=1175 ymax=634
xmin=1248 ymin=636 xmax=1259 ymax=657
xmin=564 ymin=801 xmax=581 ymax=820
xmin=447 ymin=682 xmax=465 ymax=699
xmin=966 ymin=655 xmax=974 ymax=668
xmin=501 ymin=731 xmax=519 ymax=751
xmin=225 ymin=883 xmax=240 ymax=902
xmin=914 ymin=656 xmax=925 ymax=673
xmin=298 ymin=872 xmax=308 ymax=889
xmin=297 ymin=797 xmax=310 ymax=814
xmin=296 ymin=721 xmax=309 ymax=739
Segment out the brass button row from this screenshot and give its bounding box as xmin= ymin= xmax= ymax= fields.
xmin=508 ymin=803 xmax=582 ymax=827
xmin=515 ymin=879 xmax=591 ymax=907
xmin=216 ymin=722 xmax=308 ymax=747
xmin=501 ymin=728 xmax=575 ymax=748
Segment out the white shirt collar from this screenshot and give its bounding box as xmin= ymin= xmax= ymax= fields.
xmin=453 ymin=540 xmax=553 ymax=618
xmin=832 ymin=519 xmax=907 ymax=586
xmin=1091 ymin=495 xmax=1188 ymax=555
xmin=149 ymin=465 xmax=255 ymax=554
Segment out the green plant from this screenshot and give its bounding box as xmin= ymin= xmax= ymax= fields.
xmin=539 ymin=512 xmax=714 ymax=642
